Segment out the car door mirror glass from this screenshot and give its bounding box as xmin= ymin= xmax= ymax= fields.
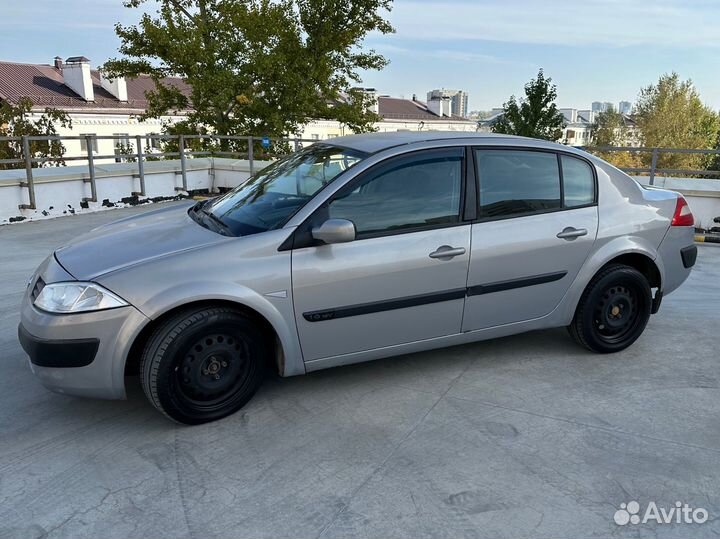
xmin=311 ymin=219 xmax=356 ymax=244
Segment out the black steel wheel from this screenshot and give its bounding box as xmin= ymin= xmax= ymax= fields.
xmin=140 ymin=307 xmax=267 ymax=424
xmin=568 ymin=264 xmax=652 ymax=353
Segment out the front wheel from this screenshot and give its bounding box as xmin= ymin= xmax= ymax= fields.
xmin=568 ymin=264 xmax=652 ymax=353
xmin=140 ymin=307 xmax=267 ymax=424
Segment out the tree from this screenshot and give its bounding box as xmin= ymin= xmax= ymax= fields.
xmin=591 ymin=105 xmax=625 ymax=147
xmin=103 ymin=0 xmax=394 ymax=145
xmin=492 ymin=69 xmax=566 ymax=141
xmin=634 ymin=73 xmax=719 ymax=172
xmin=589 ymin=104 xmax=642 ymax=169
xmin=0 ymin=98 xmax=72 ymax=170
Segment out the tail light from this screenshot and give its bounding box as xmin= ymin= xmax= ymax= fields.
xmin=671 ymin=196 xmax=694 ymax=227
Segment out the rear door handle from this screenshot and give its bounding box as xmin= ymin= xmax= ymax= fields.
xmin=556 ymin=227 xmax=588 ymax=240
xmin=429 ymin=245 xmax=466 ymax=259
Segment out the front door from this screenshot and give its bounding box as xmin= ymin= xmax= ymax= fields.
xmin=291 ymin=147 xmax=472 ymax=362
xmin=463 ymin=148 xmax=599 ymax=331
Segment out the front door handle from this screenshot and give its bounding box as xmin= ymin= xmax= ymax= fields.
xmin=429 ymin=245 xmax=466 ymax=260
xmin=557 ymin=227 xmax=588 ymax=240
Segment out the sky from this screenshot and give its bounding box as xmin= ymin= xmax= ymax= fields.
xmin=1 ymin=0 xmax=719 ymax=112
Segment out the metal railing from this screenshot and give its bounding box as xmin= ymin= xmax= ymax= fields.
xmin=4 ymin=135 xmax=720 ymax=211
xmin=0 ymin=134 xmax=318 ymax=210
xmin=581 ymin=146 xmax=720 ymax=184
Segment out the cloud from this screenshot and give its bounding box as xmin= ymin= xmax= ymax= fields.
xmin=386 ymin=0 xmax=720 ymax=48
xmin=376 ymin=44 xmax=504 ymax=64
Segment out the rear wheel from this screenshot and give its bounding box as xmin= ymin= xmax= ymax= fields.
xmin=140 ymin=307 xmax=267 ymax=424
xmin=568 ymin=264 xmax=652 ymax=353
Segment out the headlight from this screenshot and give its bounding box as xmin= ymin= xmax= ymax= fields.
xmin=34 ymin=282 xmax=128 ymax=314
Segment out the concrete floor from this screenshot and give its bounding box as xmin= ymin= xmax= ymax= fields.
xmin=1 ymin=204 xmax=719 ymax=539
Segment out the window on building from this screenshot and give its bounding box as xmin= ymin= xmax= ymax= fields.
xmin=561 ymin=155 xmax=595 ymax=207
xmin=326 ymin=134 xmax=338 ymax=139
xmin=113 ymin=133 xmax=131 ymax=162
xmin=79 ymin=134 xmax=99 ymax=153
xmin=310 ymin=134 xmax=320 ymax=141
xmin=475 ymin=150 xmax=561 ymax=218
xmin=146 ymin=133 xmax=162 ymax=150
xmin=328 ymin=149 xmax=463 ymax=237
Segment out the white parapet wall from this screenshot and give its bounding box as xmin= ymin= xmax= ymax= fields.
xmin=0 ymin=158 xmax=272 ymax=224
xmin=2 ymin=163 xmax=720 ymax=228
xmin=632 ymin=176 xmax=720 ymax=229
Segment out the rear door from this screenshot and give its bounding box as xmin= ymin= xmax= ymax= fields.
xmin=291 ymin=147 xmax=472 ymax=362
xmin=463 ymin=148 xmax=599 ymax=331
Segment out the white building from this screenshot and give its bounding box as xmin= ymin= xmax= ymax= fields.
xmin=0 ymin=57 xmax=190 ymax=164
xmin=1 ymin=58 xmax=477 ymax=161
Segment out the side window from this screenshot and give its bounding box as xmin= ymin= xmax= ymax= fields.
xmin=561 ymin=155 xmax=595 ymax=207
xmin=475 ymin=150 xmax=561 ymax=218
xmin=328 ymin=150 xmax=463 ymax=237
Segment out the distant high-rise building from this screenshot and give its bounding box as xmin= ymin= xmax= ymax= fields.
xmin=618 ymin=101 xmax=632 ymax=114
xmin=592 ymin=101 xmax=614 ymax=113
xmin=427 ymin=89 xmax=469 ymax=118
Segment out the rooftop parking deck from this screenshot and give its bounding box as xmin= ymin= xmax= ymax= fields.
xmin=1 ymin=204 xmax=720 ymax=539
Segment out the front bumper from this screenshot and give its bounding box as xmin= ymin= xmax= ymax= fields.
xmin=19 ymin=255 xmax=150 ymax=399
xmin=18 ymin=324 xmax=99 ymax=368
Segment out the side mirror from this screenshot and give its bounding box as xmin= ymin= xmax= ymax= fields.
xmin=311 ymin=218 xmax=356 ymax=244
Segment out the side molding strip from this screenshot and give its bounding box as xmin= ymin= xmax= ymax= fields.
xmin=302 ymin=271 xmax=568 ymax=322
xmin=303 ymin=288 xmax=467 ymax=322
xmin=466 ymin=271 xmax=567 ymax=297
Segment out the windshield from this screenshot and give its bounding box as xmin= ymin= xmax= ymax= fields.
xmin=198 ymin=145 xmax=366 ymax=237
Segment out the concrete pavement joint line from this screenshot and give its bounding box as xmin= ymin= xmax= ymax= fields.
xmin=315 ymin=359 xmax=477 ymax=539
xmin=174 ymin=429 xmax=196 ymax=539
xmin=446 ymin=394 xmax=720 ymax=455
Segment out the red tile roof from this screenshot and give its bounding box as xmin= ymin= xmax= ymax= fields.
xmin=378 ymin=96 xmax=473 ymax=122
xmin=0 ymin=60 xmax=191 ymax=112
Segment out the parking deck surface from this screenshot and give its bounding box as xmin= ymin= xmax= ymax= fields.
xmin=1 ymin=203 xmax=719 ymax=539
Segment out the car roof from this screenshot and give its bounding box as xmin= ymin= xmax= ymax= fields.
xmin=325 ymin=131 xmax=583 ymax=155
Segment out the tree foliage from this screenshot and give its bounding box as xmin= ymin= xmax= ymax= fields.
xmin=589 ymin=105 xmax=642 ymax=169
xmin=0 ymin=98 xmax=72 ymax=170
xmin=492 ymin=69 xmax=566 ymax=141
xmin=591 ymin=105 xmax=626 ymax=147
xmin=103 ymin=0 xmax=394 ymax=142
xmin=634 ymin=73 xmax=719 ymax=172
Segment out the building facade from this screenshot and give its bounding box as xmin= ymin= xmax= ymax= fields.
xmin=0 ymin=57 xmax=191 ymax=164
xmin=1 ymin=58 xmax=478 ymax=162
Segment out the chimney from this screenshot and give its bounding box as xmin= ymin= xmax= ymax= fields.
xmin=427 ymin=95 xmax=451 ymax=117
xmin=351 ymin=87 xmax=379 ymax=114
xmin=100 ymin=72 xmax=128 ymax=102
xmin=441 ymin=96 xmax=452 ymax=117
xmin=53 ymin=56 xmax=63 ymax=70
xmin=412 ymin=93 xmax=417 ymax=102
xmin=63 ymin=56 xmax=94 ymax=101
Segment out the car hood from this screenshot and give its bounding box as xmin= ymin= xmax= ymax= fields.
xmin=55 ymin=202 xmax=231 ymax=280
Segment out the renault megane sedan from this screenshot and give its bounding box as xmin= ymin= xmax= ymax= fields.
xmin=18 ymin=132 xmax=697 ymax=424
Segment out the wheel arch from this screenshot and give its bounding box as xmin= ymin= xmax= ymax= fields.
xmin=600 ymin=252 xmax=661 ymax=289
xmin=556 ymin=237 xmax=664 ymax=326
xmin=124 ymin=299 xmax=294 ymax=378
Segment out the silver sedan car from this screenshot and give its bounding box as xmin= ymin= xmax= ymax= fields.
xmin=19 ymin=132 xmax=697 ymax=424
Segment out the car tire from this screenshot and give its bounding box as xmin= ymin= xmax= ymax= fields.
xmin=568 ymin=264 xmax=652 ymax=353
xmin=140 ymin=306 xmax=267 ymax=424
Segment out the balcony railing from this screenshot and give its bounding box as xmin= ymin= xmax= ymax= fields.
xmin=0 ymin=134 xmax=317 ymax=210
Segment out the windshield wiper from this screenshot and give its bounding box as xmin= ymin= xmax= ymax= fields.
xmin=200 ymin=207 xmax=233 ymax=236
xmin=190 ymin=200 xmax=233 ymax=236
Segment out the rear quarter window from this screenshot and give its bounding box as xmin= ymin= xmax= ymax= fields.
xmin=561 ymin=155 xmax=595 ymax=207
